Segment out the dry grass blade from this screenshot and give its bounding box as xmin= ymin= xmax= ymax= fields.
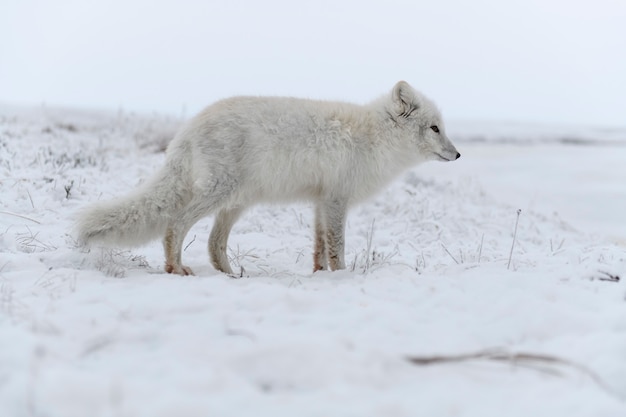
xmin=477 ymin=233 xmax=484 ymax=263
xmin=441 ymin=243 xmax=460 ymax=265
xmin=406 ymin=349 xmax=620 ymax=399
xmin=364 ymin=218 xmax=375 ymax=273
xmin=184 ymin=234 xmax=196 ymax=251
xmin=507 ymin=209 xmax=521 ymax=269
xmin=0 ymin=210 xmax=41 ymax=224
xmin=16 ymin=227 xmax=56 ymax=253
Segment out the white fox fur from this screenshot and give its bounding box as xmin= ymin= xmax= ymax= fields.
xmin=76 ymin=81 xmax=460 ymax=275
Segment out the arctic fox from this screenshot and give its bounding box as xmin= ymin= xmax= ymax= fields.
xmin=76 ymin=81 xmax=460 ymax=275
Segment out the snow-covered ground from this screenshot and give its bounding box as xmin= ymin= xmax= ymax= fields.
xmin=1 ymin=104 xmax=625 ymax=417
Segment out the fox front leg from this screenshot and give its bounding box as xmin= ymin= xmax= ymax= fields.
xmin=313 ymin=204 xmax=328 ymax=272
xmin=323 ymin=199 xmax=347 ymax=271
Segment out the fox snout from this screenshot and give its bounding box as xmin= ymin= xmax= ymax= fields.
xmin=437 ymin=136 xmax=460 ymax=161
xmin=435 ymin=147 xmax=460 ymax=162
xmin=448 ymin=151 xmax=461 ymax=161
xmin=436 ymin=151 xmax=460 ymax=161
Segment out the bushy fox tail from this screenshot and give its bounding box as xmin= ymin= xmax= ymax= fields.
xmin=75 ymin=163 xmax=189 ymax=247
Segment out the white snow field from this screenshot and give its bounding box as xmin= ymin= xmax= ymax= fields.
xmin=1 ymin=104 xmax=625 ymax=417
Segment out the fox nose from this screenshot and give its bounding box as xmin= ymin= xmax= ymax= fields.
xmin=455 ymin=152 xmax=461 ymax=160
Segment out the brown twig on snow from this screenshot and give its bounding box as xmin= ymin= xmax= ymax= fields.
xmin=597 ymin=271 xmax=620 ymax=283
xmin=406 ymin=349 xmax=620 ymax=399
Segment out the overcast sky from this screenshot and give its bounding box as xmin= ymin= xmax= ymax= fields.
xmin=2 ymin=0 xmax=625 ymax=127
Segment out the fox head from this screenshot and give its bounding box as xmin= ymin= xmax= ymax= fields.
xmin=389 ymin=81 xmax=460 ymax=162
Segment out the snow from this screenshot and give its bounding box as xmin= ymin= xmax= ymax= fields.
xmin=1 ymin=104 xmax=625 ymax=416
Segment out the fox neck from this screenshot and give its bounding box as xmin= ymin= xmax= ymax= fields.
xmin=336 ymin=109 xmax=423 ymax=201
xmin=367 ymin=106 xmax=423 ymax=168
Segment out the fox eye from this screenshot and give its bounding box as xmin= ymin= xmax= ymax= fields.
xmin=430 ymin=125 xmax=440 ymax=133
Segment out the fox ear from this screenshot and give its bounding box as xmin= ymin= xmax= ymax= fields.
xmin=392 ymin=81 xmax=418 ymax=116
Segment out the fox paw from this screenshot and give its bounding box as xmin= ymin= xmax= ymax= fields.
xmin=165 ymin=264 xmax=194 ymax=276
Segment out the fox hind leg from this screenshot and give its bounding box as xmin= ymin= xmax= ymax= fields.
xmin=208 ymin=207 xmax=243 ymax=275
xmin=164 ymin=226 xmax=194 ymax=275
xmin=164 ymin=205 xmax=209 ymax=275
xmin=163 ymin=185 xmax=234 ymax=275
